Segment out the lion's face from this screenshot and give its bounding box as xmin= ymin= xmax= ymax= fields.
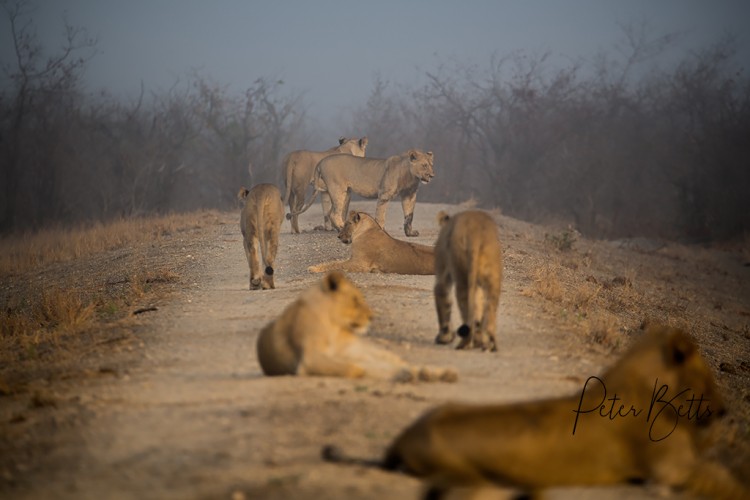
xmin=338 ymin=136 xmax=368 ymax=158
xmin=408 ymin=150 xmax=435 ymax=184
xmin=615 ymin=325 xmax=727 ymax=429
xmin=338 ymin=212 xmax=360 ymax=244
xmin=338 ymin=211 xmax=378 ymax=245
xmin=662 ymin=328 xmax=726 ymax=426
xmin=322 ymin=271 xmax=373 ymax=334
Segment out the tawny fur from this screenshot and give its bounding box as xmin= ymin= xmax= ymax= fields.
xmin=308 ymin=211 xmax=435 ymax=275
xmin=238 ymin=184 xmax=284 ymax=290
xmin=289 ymin=149 xmax=434 ymax=237
xmin=324 ymin=325 xmax=746 ymax=499
xmin=281 ymin=136 xmax=367 ymax=233
xmin=256 ymin=271 xmax=457 ymax=383
xmin=433 ymin=210 xmax=503 ymax=351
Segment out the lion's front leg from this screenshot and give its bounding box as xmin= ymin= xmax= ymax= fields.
xmin=328 ymin=190 xmax=348 ymax=231
xmin=401 ymin=191 xmax=419 ymax=237
xmin=308 ymin=259 xmax=371 ymax=273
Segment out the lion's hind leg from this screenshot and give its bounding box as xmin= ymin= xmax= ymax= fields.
xmin=245 ymin=234 xmax=263 ymax=290
xmin=454 ymin=277 xmax=477 ymax=350
xmin=434 ymin=271 xmax=456 ymax=345
xmin=479 ymin=283 xmax=500 ymax=352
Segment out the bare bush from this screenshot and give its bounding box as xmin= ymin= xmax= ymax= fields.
xmin=0 ymin=2 xmax=305 ymax=233
xmin=355 ymin=27 xmax=750 ymax=242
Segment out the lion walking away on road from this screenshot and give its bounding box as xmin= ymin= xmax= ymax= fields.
xmin=433 ymin=210 xmax=503 ymax=351
xmin=323 ymin=324 xmax=747 ymax=500
xmin=308 ymin=211 xmax=435 ymax=275
xmin=238 ymin=184 xmax=283 ymax=290
xmin=256 ymin=271 xmax=457 ymax=383
xmin=282 ymin=136 xmax=368 ymax=233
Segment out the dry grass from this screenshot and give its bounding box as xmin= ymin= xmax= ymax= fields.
xmin=0 ymin=212 xmax=213 ymax=278
xmin=528 ymin=263 xmax=563 ymax=302
xmin=522 ymin=251 xmax=643 ymax=350
xmin=0 ymin=211 xmax=212 ymax=387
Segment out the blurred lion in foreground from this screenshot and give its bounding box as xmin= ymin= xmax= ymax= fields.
xmin=323 ymin=324 xmax=746 ymax=499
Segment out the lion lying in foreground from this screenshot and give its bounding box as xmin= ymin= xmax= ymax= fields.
xmin=308 ymin=211 xmax=435 ymax=275
xmin=256 ymin=271 xmax=456 ymax=382
xmin=323 ymin=324 xmax=746 ymax=499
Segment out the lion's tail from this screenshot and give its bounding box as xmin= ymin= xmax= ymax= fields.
xmin=285 ymin=187 xmax=320 ymax=220
xmin=281 ymin=153 xmax=294 ymax=206
xmin=321 ymin=444 xmax=384 ymax=469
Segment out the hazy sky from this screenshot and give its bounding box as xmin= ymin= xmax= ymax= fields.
xmin=3 ymin=0 xmax=749 ymax=126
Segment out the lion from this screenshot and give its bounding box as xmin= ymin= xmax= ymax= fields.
xmin=433 ymin=210 xmax=503 ymax=351
xmin=256 ymin=271 xmax=457 ymax=383
xmin=282 ymin=136 xmax=368 ymax=234
xmin=322 ymin=324 xmax=747 ymax=499
xmin=288 ymin=149 xmax=434 ymax=237
xmin=308 ymin=211 xmax=435 ymax=275
xmin=238 ymin=184 xmax=284 ymax=290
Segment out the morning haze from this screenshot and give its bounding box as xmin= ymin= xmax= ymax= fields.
xmin=1 ymin=0 xmax=749 ymax=240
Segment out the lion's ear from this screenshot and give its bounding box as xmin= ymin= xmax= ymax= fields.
xmin=323 ymin=271 xmax=345 ymax=292
xmin=353 ymin=212 xmax=360 ymax=222
xmin=360 ymin=137 xmax=368 ymax=147
xmin=409 ymin=150 xmax=418 ymax=161
xmin=664 ymin=327 xmax=697 ymax=366
xmin=437 ymin=211 xmax=450 ymax=226
xmin=339 ymin=136 xmax=347 ymax=145
xmin=426 ymin=151 xmax=433 ymax=157
xmin=237 ymin=187 xmax=250 ymax=201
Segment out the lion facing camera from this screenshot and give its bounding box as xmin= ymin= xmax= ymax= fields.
xmin=256 ymin=271 xmax=457 ymax=383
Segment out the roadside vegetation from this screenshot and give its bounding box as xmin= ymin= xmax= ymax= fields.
xmin=1 ymin=2 xmax=748 ymax=243
xmin=0 ymin=211 xmax=218 ymax=392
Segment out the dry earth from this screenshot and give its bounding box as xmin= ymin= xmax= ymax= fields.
xmin=1 ymin=201 xmax=749 ymax=500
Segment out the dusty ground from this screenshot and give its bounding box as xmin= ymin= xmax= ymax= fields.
xmin=1 ymin=201 xmax=748 ymax=500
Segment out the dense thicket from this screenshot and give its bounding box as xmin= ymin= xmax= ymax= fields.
xmin=2 ymin=4 xmax=748 ymax=241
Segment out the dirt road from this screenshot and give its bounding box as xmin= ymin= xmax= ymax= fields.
xmin=2 ymin=201 xmax=748 ymax=499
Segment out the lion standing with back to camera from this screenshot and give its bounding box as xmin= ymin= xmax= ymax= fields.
xmin=238 ymin=184 xmax=283 ymax=290
xmin=434 ymin=210 xmax=503 ymax=351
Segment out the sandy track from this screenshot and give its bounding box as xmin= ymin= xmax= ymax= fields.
xmin=3 ymin=200 xmax=746 ymax=500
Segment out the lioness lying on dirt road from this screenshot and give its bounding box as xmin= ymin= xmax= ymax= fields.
xmin=308 ymin=211 xmax=435 ymax=275
xmin=323 ymin=324 xmax=746 ymax=499
xmin=256 ymin=271 xmax=457 ymax=383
